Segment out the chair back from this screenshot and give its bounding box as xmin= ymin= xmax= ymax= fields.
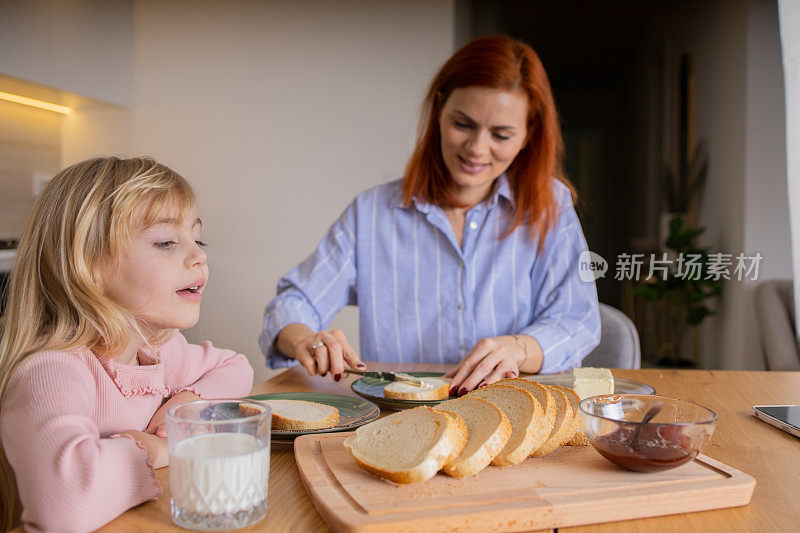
xmin=755 ymin=279 xmax=800 ymax=370
xmin=582 ymin=303 xmax=641 ymax=369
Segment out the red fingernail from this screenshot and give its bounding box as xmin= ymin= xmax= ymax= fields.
xmin=449 ymin=387 xmax=457 ymax=396
xmin=334 ymin=374 xmax=341 ymax=382
xmin=458 ymin=388 xmax=467 ymax=397
xmin=356 ymin=362 xmax=366 ymax=369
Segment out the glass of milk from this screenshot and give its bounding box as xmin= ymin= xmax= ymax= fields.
xmin=167 ymin=399 xmax=271 ymax=531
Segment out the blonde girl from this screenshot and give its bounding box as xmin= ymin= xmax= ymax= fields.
xmin=0 ymin=157 xmax=254 ymax=532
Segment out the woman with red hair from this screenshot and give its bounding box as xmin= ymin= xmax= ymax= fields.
xmin=260 ymin=36 xmax=600 ymax=395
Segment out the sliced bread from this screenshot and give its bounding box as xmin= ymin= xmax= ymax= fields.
xmin=343 ymin=406 xmax=467 ymax=483
xmin=262 ymin=399 xmax=339 ymax=430
xmin=532 ymin=386 xmax=573 ymax=456
xmin=464 ymin=384 xmax=544 ymax=466
xmin=435 ymin=397 xmax=512 ymax=477
xmin=550 ymin=385 xmax=589 ymax=446
xmin=494 ymin=378 xmax=557 ymax=456
xmin=384 ymin=377 xmax=451 ymax=401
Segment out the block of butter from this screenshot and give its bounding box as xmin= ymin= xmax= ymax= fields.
xmin=572 ymin=367 xmax=614 ymax=400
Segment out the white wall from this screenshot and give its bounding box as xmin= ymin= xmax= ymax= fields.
xmin=744 ymin=0 xmax=791 ymax=367
xmin=60 ymin=0 xmax=455 ymax=383
xmin=0 ymin=98 xmax=60 ymax=240
xmin=657 ymin=0 xmax=789 ymax=369
xmin=0 ymin=0 xmax=133 ymax=106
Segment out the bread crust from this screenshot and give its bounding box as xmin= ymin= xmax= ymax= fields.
xmin=495 ymin=378 xmax=558 ymax=457
xmin=383 ymin=378 xmax=451 ymax=400
xmin=438 ymin=398 xmax=512 ymax=478
xmin=549 ymin=384 xmax=583 ymax=444
xmin=531 ymin=386 xmax=573 ymax=456
xmin=343 ymin=406 xmax=466 ymax=484
xmin=267 ymin=400 xmax=340 ymax=430
xmin=465 ymin=384 xmax=544 ymax=466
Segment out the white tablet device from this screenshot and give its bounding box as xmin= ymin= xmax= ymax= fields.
xmin=752 ymin=405 xmax=800 ymax=438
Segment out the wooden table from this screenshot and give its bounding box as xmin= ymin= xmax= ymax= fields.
xmin=101 ymin=365 xmax=800 ymax=532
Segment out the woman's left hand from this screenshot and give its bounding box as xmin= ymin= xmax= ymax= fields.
xmin=145 ymin=391 xmax=203 ymax=437
xmin=444 ymin=336 xmax=527 ymax=396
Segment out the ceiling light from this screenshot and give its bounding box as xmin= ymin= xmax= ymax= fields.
xmin=0 ymin=91 xmax=72 ymax=115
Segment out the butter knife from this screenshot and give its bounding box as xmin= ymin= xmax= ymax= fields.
xmin=345 ymin=369 xmax=428 ymax=388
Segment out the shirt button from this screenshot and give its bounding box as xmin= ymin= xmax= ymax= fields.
xmin=468 ymin=221 xmax=478 ymax=230
xmin=457 ymin=302 xmax=465 ymax=310
xmin=461 ymin=343 xmax=469 ymax=351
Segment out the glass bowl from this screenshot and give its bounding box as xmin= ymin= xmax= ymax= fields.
xmin=578 ymin=394 xmax=716 ymax=472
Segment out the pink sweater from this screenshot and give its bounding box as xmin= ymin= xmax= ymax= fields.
xmin=0 ymin=333 xmax=254 ymax=533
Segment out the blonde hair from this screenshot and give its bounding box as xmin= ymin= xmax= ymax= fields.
xmin=0 ymin=156 xmax=197 ymax=529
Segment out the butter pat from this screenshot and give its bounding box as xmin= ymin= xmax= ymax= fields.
xmin=572 ymin=367 xmax=614 ymax=400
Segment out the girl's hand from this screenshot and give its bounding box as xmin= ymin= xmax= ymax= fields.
xmin=277 ymin=324 xmax=365 ymax=381
xmin=119 ymin=430 xmax=169 ymax=469
xmin=445 ymin=335 xmax=542 ymax=396
xmin=146 ymin=391 xmax=203 ymax=438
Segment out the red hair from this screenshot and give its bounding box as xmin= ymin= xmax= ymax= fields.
xmin=403 ymin=35 xmax=575 ymax=246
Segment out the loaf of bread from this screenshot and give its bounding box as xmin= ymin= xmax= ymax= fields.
xmin=262 ymin=399 xmax=340 ymax=430
xmin=383 ymin=377 xmax=451 ymax=401
xmin=435 ymin=397 xmax=512 ymax=477
xmin=464 ymin=384 xmax=547 ymax=466
xmin=342 ymin=406 xmax=467 ymax=483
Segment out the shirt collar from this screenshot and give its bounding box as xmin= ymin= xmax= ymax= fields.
xmin=399 ymin=173 xmax=515 ymax=214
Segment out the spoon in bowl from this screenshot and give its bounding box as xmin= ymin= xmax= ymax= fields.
xmin=631 ymin=402 xmax=663 ymax=450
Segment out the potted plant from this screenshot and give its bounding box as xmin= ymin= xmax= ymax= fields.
xmin=634 ymin=216 xmax=722 ymax=366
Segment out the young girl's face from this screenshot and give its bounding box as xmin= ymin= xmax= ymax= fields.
xmin=102 ymin=204 xmax=208 ymax=334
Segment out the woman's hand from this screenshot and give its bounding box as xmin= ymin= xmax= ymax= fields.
xmin=145 ymin=391 xmax=203 ymax=438
xmin=277 ymin=323 xmax=365 ymax=381
xmin=119 ymin=430 xmax=169 ymax=469
xmin=445 ymin=335 xmax=543 ymax=396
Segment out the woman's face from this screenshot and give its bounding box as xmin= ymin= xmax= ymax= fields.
xmin=439 ymin=86 xmax=529 ymax=202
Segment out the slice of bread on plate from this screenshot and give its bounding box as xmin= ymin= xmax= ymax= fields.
xmin=464 ymin=384 xmax=545 ymax=466
xmin=262 ymin=399 xmax=340 ymax=430
xmin=384 ymin=377 xmax=451 ymax=400
xmin=435 ymin=397 xmax=512 ymax=477
xmin=343 ymin=406 xmax=467 ymax=483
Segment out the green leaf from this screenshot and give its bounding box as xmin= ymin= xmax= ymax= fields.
xmin=633 ymin=284 xmax=662 ymax=301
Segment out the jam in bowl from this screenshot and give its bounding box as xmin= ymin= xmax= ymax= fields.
xmin=578 ymin=394 xmax=716 ymax=472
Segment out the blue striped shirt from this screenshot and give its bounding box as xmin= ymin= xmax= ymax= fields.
xmin=260 ymin=174 xmax=600 ymax=373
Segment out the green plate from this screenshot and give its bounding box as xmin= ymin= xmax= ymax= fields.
xmin=350 ymin=372 xmax=456 ymax=411
xmin=523 ymin=373 xmax=655 ymax=395
xmin=247 ymin=392 xmax=379 ymax=443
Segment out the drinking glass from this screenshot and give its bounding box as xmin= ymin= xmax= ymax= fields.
xmin=167 ymin=399 xmax=271 ymax=530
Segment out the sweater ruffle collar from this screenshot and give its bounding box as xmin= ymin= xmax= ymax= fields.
xmin=96 ymin=346 xmax=168 ymax=398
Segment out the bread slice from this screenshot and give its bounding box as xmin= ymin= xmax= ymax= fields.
xmin=262 ymin=399 xmax=339 ymax=430
xmin=550 ymin=385 xmax=588 ymax=446
xmin=464 ymin=384 xmax=545 ymax=466
xmin=435 ymin=398 xmax=512 ymax=477
xmin=343 ymin=406 xmax=467 ymax=483
xmin=383 ymin=377 xmax=451 ymax=401
xmin=532 ymin=386 xmax=573 ymax=456
xmin=494 ymin=379 xmax=557 ymax=456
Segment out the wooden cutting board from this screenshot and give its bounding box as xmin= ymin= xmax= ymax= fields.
xmin=294 ymin=432 xmax=755 ymax=532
